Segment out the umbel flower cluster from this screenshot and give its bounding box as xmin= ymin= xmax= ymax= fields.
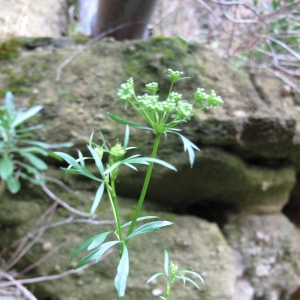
xmin=117 ymin=69 xmax=223 ymax=133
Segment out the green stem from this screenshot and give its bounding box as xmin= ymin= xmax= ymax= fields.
xmin=106 ymin=182 xmax=122 ymax=241
xmin=111 ymin=181 xmax=123 ymax=239
xmin=125 ymin=132 xmax=161 ymax=245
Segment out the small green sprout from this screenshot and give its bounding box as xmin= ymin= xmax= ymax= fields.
xmin=147 ymin=250 xmax=204 ymax=300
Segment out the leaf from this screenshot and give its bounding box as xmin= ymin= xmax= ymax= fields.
xmin=108 ymin=113 xmax=152 ymax=130
xmin=11 ymin=105 xmax=43 ymax=128
xmin=124 ymin=125 xmax=130 ymax=149
xmin=123 ymin=162 xmax=138 ymax=171
xmin=16 ymin=124 xmax=44 ymax=133
xmin=121 ymin=216 xmax=159 ymax=229
xmin=169 ymin=131 xmax=200 ymax=167
xmin=19 ymin=147 xmax=48 ymax=156
xmin=146 ymin=272 xmax=165 ymax=284
xmin=78 ymin=150 xmax=85 ymax=167
xmin=87 ymin=231 xmax=113 ymax=251
xmin=127 ymin=157 xmax=177 ymax=172
xmin=87 ymin=145 xmax=105 ymax=177
xmin=5 ymin=91 xmax=14 ymax=116
xmin=15 ymin=161 xmax=40 ymax=174
xmin=90 ymin=182 xmax=105 ymax=217
xmin=74 ymin=241 xmax=119 ymax=269
xmin=54 ymin=152 xmax=81 ymax=169
xmin=23 ymin=140 xmax=73 ymax=149
xmin=181 ymin=270 xmax=204 ymax=284
xmin=71 ymin=233 xmax=112 ymax=262
xmin=114 ymin=243 xmax=129 ymax=298
xmin=176 ymin=275 xmax=200 ymax=289
xmin=164 ymin=250 xmax=169 ymax=276
xmin=6 ymin=175 xmax=20 ymax=193
xmin=0 ymin=155 xmax=14 ymax=180
xmin=19 ymin=151 xmax=48 ymax=170
xmin=126 ymin=221 xmax=173 ymax=240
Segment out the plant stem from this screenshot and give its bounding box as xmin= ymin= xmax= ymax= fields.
xmin=125 ymin=132 xmax=161 ymax=244
xmin=111 ymin=180 xmax=124 ymax=254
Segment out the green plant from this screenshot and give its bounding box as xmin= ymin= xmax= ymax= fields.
xmin=147 ymin=249 xmax=204 ymax=300
xmin=0 ymin=91 xmax=73 ymax=195
xmin=55 ymin=69 xmax=223 ymax=299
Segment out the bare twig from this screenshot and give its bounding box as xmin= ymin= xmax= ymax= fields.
xmin=40 ymin=183 xmax=90 ymax=217
xmin=263 ymin=67 xmax=300 ymax=95
xmin=0 ymin=272 xmax=37 ymax=300
xmin=266 ymin=39 xmax=279 ymax=66
xmin=0 ymin=249 xmax=113 ymax=288
xmin=260 ymin=35 xmax=300 ymax=61
xmin=44 ymin=176 xmax=76 ymax=193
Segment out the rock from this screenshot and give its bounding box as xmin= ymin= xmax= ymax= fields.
xmin=0 ymin=197 xmax=41 ymax=227
xmin=0 ymin=0 xmax=67 ymax=38
xmin=224 ymin=214 xmax=300 ymax=300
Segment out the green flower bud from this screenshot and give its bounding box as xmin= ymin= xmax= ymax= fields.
xmin=207 ymin=90 xmax=223 ymax=107
xmin=194 ymin=88 xmax=209 ymax=103
xmin=146 ymin=82 xmax=158 ymax=95
xmin=137 ymin=94 xmax=159 ymax=112
xmin=168 ymin=69 xmax=184 ymax=83
xmin=167 ymin=92 xmax=182 ymax=103
xmin=110 ymin=142 xmax=126 ymax=162
xmin=94 ymin=147 xmax=104 ymax=159
xmin=177 ymin=101 xmax=193 ymax=119
xmin=169 ymin=262 xmax=179 ymax=278
xmin=117 ymin=78 xmax=135 ymax=102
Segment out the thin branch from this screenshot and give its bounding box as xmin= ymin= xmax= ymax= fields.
xmin=266 ymin=39 xmax=279 ymax=66
xmin=0 ymin=249 xmax=113 ymax=288
xmin=263 ymin=67 xmax=300 ymax=95
xmin=260 ymin=35 xmax=300 ymax=61
xmin=40 ymin=183 xmax=90 ymax=217
xmin=0 ymin=272 xmax=37 ymax=300
xmin=44 ymin=176 xmax=76 ymax=193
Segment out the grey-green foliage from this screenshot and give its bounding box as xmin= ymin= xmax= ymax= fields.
xmin=0 ymin=91 xmax=73 ymax=194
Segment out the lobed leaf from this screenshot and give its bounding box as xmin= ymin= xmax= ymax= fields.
xmin=169 ymin=131 xmax=200 ymax=167
xmin=146 ymin=272 xmax=165 ymax=284
xmin=87 ymin=145 xmax=105 ymax=177
xmin=87 ymin=231 xmax=114 ymax=251
xmin=74 ymin=241 xmax=119 ymax=269
xmin=121 ymin=216 xmax=159 ymax=229
xmin=127 ymin=157 xmax=177 ymax=172
xmin=181 ymin=270 xmax=204 ymax=284
xmin=126 ymin=221 xmax=173 ymax=240
xmin=108 ymin=113 xmax=152 ymax=130
xmin=71 ymin=233 xmax=112 ymax=262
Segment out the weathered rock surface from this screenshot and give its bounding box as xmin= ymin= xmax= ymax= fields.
xmin=224 ymin=214 xmax=300 ymax=300
xmin=0 ymin=189 xmax=236 ymax=300
xmin=1 ymin=37 xmax=300 ymax=299
xmin=0 ymin=0 xmax=67 ymax=38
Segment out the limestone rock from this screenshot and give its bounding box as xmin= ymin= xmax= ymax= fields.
xmin=224 ymin=214 xmax=300 ymax=300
